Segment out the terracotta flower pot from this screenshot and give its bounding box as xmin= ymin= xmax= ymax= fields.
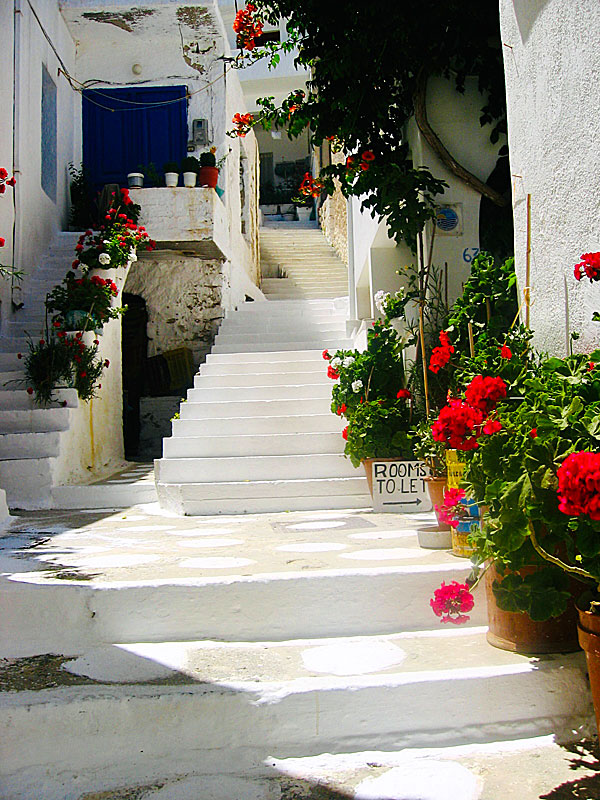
xmin=424 ymin=475 xmax=450 ymax=530
xmin=577 ymin=605 xmax=600 ymax=732
xmin=485 ymin=562 xmax=580 ymax=654
xmin=197 ymin=166 xmax=218 ymax=188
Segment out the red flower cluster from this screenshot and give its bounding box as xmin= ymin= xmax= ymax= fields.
xmin=336 ymin=403 xmax=347 ymax=416
xmin=322 ymin=349 xmax=330 ymax=360
xmin=434 ymin=486 xmax=466 ymax=530
xmin=342 ymin=426 xmax=349 ymax=441
xmin=346 ymin=151 xmax=375 ymax=173
xmin=431 ymin=399 xmax=484 ymax=451
xmin=327 ymin=364 xmax=340 ymax=380
xmin=232 ymin=112 xmax=254 ymax=138
xmin=464 ymin=375 xmax=507 ymax=414
xmin=500 ymin=344 xmax=512 ymax=359
xmin=232 ymin=3 xmax=263 ymax=50
xmin=430 ymin=580 xmax=474 ymax=625
xmin=574 ymin=252 xmax=600 ymax=283
xmin=557 ymin=451 xmax=600 ymax=520
xmin=0 ymin=167 xmax=16 ymax=195
xmin=429 ymin=330 xmax=454 ymax=374
xmin=298 ymin=172 xmax=324 ymax=199
xmin=396 ymin=389 xmax=411 ymax=400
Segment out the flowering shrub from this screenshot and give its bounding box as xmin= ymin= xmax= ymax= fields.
xmin=295 ymin=172 xmax=324 ymax=202
xmin=325 ymin=320 xmax=413 ymax=466
xmin=430 ymin=581 xmax=474 ymax=625
xmin=73 ymin=188 xmax=155 ymax=272
xmin=233 ymin=3 xmax=264 ymax=50
xmin=46 ymin=272 xmax=122 ymax=328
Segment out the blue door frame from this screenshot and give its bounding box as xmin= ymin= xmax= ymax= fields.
xmin=82 ymin=86 xmax=188 ymax=191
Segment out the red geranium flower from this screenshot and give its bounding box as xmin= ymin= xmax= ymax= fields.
xmin=430 ymin=581 xmax=474 ymax=624
xmin=465 ymin=375 xmax=507 ymax=414
xmin=342 ymin=426 xmax=349 ymax=441
xmin=327 ymin=364 xmax=340 ymax=380
xmin=431 ymin=399 xmax=484 ymax=451
xmin=500 ymin=344 xmax=512 ymax=359
xmin=557 ymin=451 xmax=600 ymax=520
xmin=574 ymin=252 xmax=600 ymax=282
xmin=429 ymin=330 xmax=454 ymax=373
xmin=322 ymin=349 xmax=330 ymax=360
xmin=396 ymin=389 xmax=411 ymax=399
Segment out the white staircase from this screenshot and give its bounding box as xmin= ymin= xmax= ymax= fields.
xmin=0 ymin=232 xmax=81 ymax=508
xmin=156 ymin=225 xmax=370 ymax=515
xmin=156 ymin=298 xmax=370 ymax=514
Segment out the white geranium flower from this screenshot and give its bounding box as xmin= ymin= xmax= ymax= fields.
xmin=98 ymin=253 xmax=111 ymax=265
xmin=352 ymin=379 xmax=363 ymax=393
xmin=374 ymin=290 xmax=388 ymax=315
xmin=128 ymin=249 xmax=138 ymax=262
xmin=343 ymin=356 xmax=355 ymax=367
xmin=330 ymin=357 xmax=342 ymax=369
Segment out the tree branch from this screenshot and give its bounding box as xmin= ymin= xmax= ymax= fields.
xmin=413 ymin=70 xmax=508 ymax=208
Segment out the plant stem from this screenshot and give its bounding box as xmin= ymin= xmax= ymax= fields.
xmin=528 ymin=521 xmax=596 ymax=583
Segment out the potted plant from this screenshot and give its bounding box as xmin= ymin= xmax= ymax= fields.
xmin=73 ymin=189 xmax=156 ymax=273
xmin=46 ymin=272 xmax=124 ymax=332
xmin=198 ymin=148 xmax=219 ymax=188
xmin=181 ymin=156 xmax=199 ymax=188
xmin=411 ymin=420 xmax=452 ymax=547
xmin=324 ymin=319 xmax=414 ymax=494
xmin=374 ymin=289 xmax=410 ymax=336
xmin=127 ymin=172 xmax=144 ymax=189
xmin=163 ymin=161 xmax=180 ymax=188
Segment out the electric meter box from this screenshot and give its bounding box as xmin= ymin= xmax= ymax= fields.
xmin=191 ymin=119 xmax=209 ymax=147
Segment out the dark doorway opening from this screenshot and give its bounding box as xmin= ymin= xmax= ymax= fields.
xmin=122 ymin=293 xmax=148 ymax=459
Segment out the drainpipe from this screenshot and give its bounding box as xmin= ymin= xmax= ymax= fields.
xmin=11 ymin=0 xmax=23 ymax=313
xmin=346 ymin=195 xmax=358 ymax=337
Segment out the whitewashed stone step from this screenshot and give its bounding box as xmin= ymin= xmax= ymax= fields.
xmin=179 ymin=397 xmax=329 ymax=419
xmin=198 ymin=361 xmax=328 ymax=377
xmin=52 ymin=482 xmax=158 ymax=510
xmin=163 ymin=431 xmax=343 ymax=458
xmin=206 ymin=349 xmax=329 ymax=364
xmin=194 ymin=370 xmax=330 ymax=388
xmin=165 ymin=489 xmax=371 ymax=515
xmin=1 ymin=633 xmax=589 ymax=800
xmin=0 ymin=388 xmax=77 ymax=409
xmin=172 ymin=413 xmax=342 ymax=437
xmin=0 ymin=353 xmax=23 ymax=370
xmin=155 ymin=453 xmax=359 ymax=483
xmin=0 ymin=407 xmax=71 ymax=434
xmin=219 ymin=319 xmax=345 ymax=334
xmin=0 ymin=457 xmax=55 ymax=508
xmin=186 ymin=383 xmax=332 ymax=402
xmin=263 ymin=293 xmax=347 ymax=300
xmin=211 ymin=339 xmax=352 ymax=354
xmin=0 ymin=369 xmax=26 ymax=387
xmin=0 ymin=431 xmax=61 ymax=460
xmin=214 ymin=332 xmax=347 ymax=345
xmin=237 ymin=300 xmax=344 ymax=311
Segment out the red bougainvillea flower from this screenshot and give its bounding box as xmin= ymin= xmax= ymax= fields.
xmin=500 ymin=344 xmax=512 ymax=359
xmin=336 ymin=403 xmax=347 ymax=416
xmin=232 ymin=112 xmax=254 ymax=137
xmin=233 ymin=3 xmax=263 ymax=50
xmin=574 ymin=252 xmax=600 ymax=282
xmin=557 ymin=451 xmax=600 ymax=520
xmin=482 ymin=418 xmax=502 ymax=435
xmin=465 ymin=375 xmax=507 ymax=414
xmin=396 ymin=389 xmax=411 ymax=399
xmin=431 ymin=399 xmax=484 ymax=451
xmin=342 ymin=426 xmax=349 ymax=441
xmin=327 ymin=364 xmax=340 ymax=380
xmin=429 ymin=330 xmax=454 ymax=373
xmin=430 ymin=581 xmax=474 ymax=624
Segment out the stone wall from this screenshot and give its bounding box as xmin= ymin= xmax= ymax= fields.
xmin=125 ymin=253 xmax=224 ymax=365
xmin=319 ymin=152 xmax=348 ymax=265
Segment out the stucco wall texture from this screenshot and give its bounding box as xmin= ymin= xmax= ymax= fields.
xmin=501 ymin=0 xmax=600 ymax=355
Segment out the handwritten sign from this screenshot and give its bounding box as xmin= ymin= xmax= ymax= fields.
xmin=370 ymin=460 xmax=432 ymax=513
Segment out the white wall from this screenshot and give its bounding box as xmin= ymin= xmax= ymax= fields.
xmin=7 ymin=0 xmax=79 ymax=315
xmin=500 ymin=0 xmax=600 ymax=355
xmin=0 ymin=3 xmax=16 ymax=322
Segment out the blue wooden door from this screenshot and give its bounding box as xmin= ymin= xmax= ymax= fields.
xmin=82 ymin=86 xmax=188 ymax=190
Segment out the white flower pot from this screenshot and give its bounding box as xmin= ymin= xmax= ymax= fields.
xmin=165 ymin=172 xmax=179 ymax=187
xmin=127 ymin=172 xmax=144 ymax=189
xmin=183 ymin=171 xmax=197 ymax=188
xmin=296 ymin=206 xmax=312 ymax=222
